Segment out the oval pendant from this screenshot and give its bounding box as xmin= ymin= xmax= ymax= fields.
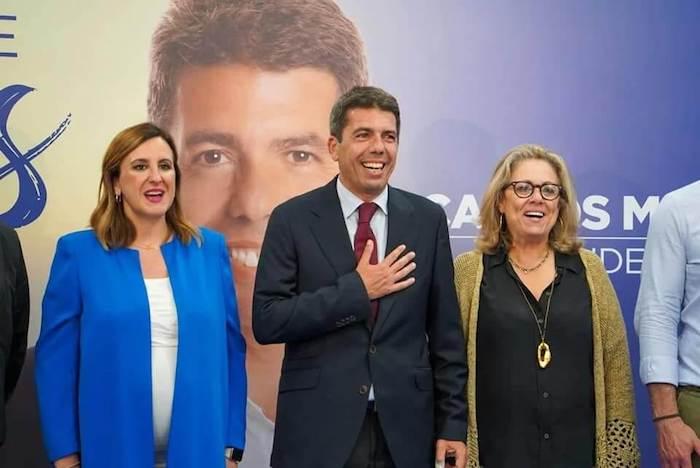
xmin=537 ymin=341 xmax=551 ymax=368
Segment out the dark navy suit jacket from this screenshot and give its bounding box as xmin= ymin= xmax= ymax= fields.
xmin=253 ymin=178 xmax=467 ymax=468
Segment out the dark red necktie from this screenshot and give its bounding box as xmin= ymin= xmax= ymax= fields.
xmin=354 ymin=202 xmax=379 ymax=323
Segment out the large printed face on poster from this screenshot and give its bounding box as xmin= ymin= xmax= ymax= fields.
xmin=167 ymin=64 xmax=339 ymax=345
xmin=145 ymin=5 xmax=369 ymax=462
xmin=3 ymin=0 xmax=700 ymax=466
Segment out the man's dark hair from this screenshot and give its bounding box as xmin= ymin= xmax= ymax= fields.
xmin=329 ymin=86 xmax=401 ymax=141
xmin=148 ymin=0 xmax=369 ymax=129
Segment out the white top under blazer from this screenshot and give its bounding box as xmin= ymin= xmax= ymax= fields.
xmin=144 ymin=277 xmax=178 ymax=468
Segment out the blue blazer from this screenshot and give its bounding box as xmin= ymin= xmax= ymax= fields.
xmin=35 ymin=228 xmax=246 ymax=468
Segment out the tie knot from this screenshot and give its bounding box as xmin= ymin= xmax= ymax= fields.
xmin=357 ymin=202 xmax=378 ymax=223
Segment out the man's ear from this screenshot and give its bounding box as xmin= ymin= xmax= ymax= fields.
xmin=328 ymin=135 xmax=340 ymax=162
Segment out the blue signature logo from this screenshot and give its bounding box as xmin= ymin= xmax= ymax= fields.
xmin=0 ymin=84 xmax=71 ymax=228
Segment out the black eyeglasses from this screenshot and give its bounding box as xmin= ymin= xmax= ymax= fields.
xmin=506 ymin=181 xmax=563 ymax=200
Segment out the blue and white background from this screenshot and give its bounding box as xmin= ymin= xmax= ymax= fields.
xmin=2 ymin=1 xmax=699 ymax=465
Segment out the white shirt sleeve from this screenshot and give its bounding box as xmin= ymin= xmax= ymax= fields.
xmin=634 ymin=193 xmax=686 ymax=385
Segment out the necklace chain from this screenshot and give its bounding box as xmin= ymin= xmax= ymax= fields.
xmin=514 ymin=278 xmax=555 ymax=341
xmin=131 ymin=243 xmax=161 ymax=250
xmin=132 ymin=234 xmax=171 ymax=251
xmin=509 ymin=248 xmax=550 ymax=274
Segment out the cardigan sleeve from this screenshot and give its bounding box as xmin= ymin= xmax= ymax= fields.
xmin=219 ymin=234 xmax=247 ymax=451
xmin=453 ymin=250 xmax=482 ymax=468
xmin=588 ymin=252 xmax=637 ymax=420
xmin=453 ymin=251 xmax=480 ymax=337
xmin=583 ymin=250 xmax=641 ymax=465
xmin=35 ymin=236 xmax=82 ymax=461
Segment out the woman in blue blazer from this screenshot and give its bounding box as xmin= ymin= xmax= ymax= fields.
xmin=35 ymin=123 xmax=246 ymax=468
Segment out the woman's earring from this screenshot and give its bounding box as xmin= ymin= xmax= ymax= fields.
xmin=115 ymin=192 xmax=122 ymax=204
xmin=499 ymin=213 xmax=504 ymax=231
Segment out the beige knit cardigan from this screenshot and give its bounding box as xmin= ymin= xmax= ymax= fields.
xmin=453 ymin=249 xmax=640 ymax=468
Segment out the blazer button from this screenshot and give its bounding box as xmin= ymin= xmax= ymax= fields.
xmin=369 ymin=345 xmax=377 ymax=354
xmin=359 ymin=385 xmax=369 ymax=395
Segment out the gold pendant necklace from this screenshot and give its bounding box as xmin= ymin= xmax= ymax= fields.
xmin=513 ymin=275 xmax=556 ymax=369
xmin=537 ymin=341 xmax=551 ymax=369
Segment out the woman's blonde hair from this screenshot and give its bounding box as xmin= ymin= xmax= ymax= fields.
xmin=476 ymin=144 xmax=581 ymax=254
xmin=89 ymin=122 xmax=199 ymax=249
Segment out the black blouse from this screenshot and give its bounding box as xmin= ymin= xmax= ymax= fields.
xmin=476 ymin=249 xmax=595 ymax=468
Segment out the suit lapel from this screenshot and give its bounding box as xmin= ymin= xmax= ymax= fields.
xmin=309 ymin=181 xmax=418 ymax=335
xmin=309 ymin=178 xmax=357 ymax=277
xmin=373 ymin=187 xmax=416 ymax=336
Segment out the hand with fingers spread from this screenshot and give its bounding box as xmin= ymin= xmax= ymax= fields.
xmin=356 ymin=240 xmax=416 ymax=300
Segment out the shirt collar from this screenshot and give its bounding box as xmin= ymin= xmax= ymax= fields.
xmin=336 ymin=177 xmax=389 ymax=220
xmin=484 ymin=247 xmax=509 ymax=270
xmin=555 ymin=250 xmax=584 ymax=274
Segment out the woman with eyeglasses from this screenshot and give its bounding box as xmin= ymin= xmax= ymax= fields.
xmin=454 ymin=144 xmax=639 ymax=467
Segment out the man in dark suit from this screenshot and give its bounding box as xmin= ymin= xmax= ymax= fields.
xmin=0 ymin=222 xmax=30 ymax=446
xmin=253 ymin=86 xmax=467 ymax=468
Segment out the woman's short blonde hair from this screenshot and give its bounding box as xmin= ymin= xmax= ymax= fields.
xmin=89 ymin=122 xmax=199 ymax=249
xmin=476 ymin=144 xmax=581 ymax=254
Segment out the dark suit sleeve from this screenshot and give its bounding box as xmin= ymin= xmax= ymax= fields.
xmin=427 ymin=210 xmax=468 ymax=441
xmin=4 ymin=228 xmax=29 ymax=401
xmin=253 ymin=206 xmax=370 ymax=344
